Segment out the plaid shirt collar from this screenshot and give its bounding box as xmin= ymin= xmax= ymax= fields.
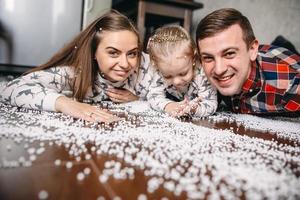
xmin=241 ymin=61 xmax=260 ymax=94
xmin=231 ymin=61 xmax=261 ymax=113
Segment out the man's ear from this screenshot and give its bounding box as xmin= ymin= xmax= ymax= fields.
xmin=249 ymin=39 xmax=259 ymax=61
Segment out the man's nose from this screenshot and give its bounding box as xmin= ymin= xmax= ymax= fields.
xmin=214 ymin=58 xmax=227 ymax=75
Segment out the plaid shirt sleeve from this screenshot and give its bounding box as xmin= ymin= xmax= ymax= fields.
xmin=231 ymin=45 xmax=300 ymax=114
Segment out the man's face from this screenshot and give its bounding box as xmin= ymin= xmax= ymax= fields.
xmin=198 ymin=24 xmax=258 ymax=96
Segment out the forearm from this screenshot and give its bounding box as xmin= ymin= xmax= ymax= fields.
xmin=0 ymin=67 xmax=73 ymax=111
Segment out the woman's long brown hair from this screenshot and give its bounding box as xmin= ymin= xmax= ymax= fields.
xmin=27 ymin=10 xmax=141 ymax=101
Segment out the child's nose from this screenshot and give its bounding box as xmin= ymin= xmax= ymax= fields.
xmin=173 ymin=77 xmax=183 ymax=86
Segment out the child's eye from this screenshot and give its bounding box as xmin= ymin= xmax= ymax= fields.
xmin=163 ymin=75 xmax=171 ymax=80
xmin=179 ymin=72 xmax=188 ymax=77
xmin=224 ymin=51 xmax=236 ymax=58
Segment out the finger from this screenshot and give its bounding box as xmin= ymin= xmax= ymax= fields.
xmin=194 ymin=96 xmax=203 ymax=103
xmin=106 ymin=91 xmax=127 ymax=101
xmin=93 ymin=113 xmax=121 ymax=123
xmin=81 ymin=114 xmax=97 ymax=123
xmin=111 ymin=96 xmax=128 ymax=103
xmin=106 ymin=88 xmax=125 ymax=95
xmin=92 ymin=109 xmax=115 ymax=120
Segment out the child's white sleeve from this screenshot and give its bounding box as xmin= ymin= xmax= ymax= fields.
xmin=192 ymin=68 xmax=218 ymax=117
xmin=0 ymin=66 xmax=74 ymax=111
xmin=147 ymin=71 xmax=173 ymax=112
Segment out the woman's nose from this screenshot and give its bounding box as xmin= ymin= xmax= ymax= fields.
xmin=118 ymin=54 xmax=130 ymax=69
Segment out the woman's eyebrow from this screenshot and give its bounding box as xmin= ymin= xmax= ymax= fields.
xmin=105 ymin=47 xmax=139 ymax=52
xmin=105 ymin=47 xmax=120 ymax=51
xmin=127 ymin=47 xmax=139 ymax=52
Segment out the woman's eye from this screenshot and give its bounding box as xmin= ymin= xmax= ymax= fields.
xmin=108 ymin=51 xmax=119 ymax=57
xmin=128 ymin=51 xmax=138 ymax=58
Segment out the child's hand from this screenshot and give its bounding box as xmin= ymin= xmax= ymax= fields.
xmin=165 ymin=97 xmax=202 ymax=117
xmin=179 ymin=97 xmax=202 ymax=116
xmin=106 ymin=88 xmax=139 ymax=103
xmin=164 ymin=98 xmax=189 ymax=117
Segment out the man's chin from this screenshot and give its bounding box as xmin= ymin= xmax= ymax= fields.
xmin=218 ymin=87 xmax=240 ymax=96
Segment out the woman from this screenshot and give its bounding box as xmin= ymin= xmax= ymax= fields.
xmin=0 ymin=10 xmax=149 ymax=123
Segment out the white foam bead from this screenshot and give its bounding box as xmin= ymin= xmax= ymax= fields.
xmin=137 ymin=194 xmax=147 ymax=200
xmin=163 ymin=181 xmax=175 ymax=191
xmin=76 ymin=172 xmax=85 ymax=181
xmin=27 ymin=147 xmax=35 ymax=155
xmin=66 ymin=161 xmax=73 ymax=169
xmin=76 ymin=156 xmax=81 ymax=162
xmin=83 ymin=167 xmax=91 ymax=175
xmin=85 ymin=154 xmax=92 ymax=160
xmin=38 ymin=190 xmax=48 ymax=200
xmin=54 ymin=159 xmax=61 ymax=166
xmin=99 ymin=174 xmax=108 ymax=183
xmin=18 ymin=156 xmax=26 ymax=163
xmin=30 ymin=155 xmax=37 ymax=161
xmin=36 ymin=147 xmax=45 ymax=155
xmin=6 ymin=144 xmax=11 ymax=151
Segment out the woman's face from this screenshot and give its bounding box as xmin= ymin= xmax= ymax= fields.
xmin=95 ymin=30 xmax=139 ymax=82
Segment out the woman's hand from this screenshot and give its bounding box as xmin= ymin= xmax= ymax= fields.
xmin=55 ymin=96 xmax=120 ymax=123
xmin=106 ymin=88 xmax=139 ymax=103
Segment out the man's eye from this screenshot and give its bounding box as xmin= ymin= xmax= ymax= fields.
xmin=202 ymin=56 xmax=213 ymax=63
xmin=225 ymin=52 xmax=236 ymax=58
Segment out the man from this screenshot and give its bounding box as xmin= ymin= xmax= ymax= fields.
xmin=196 ymin=8 xmax=300 ymax=115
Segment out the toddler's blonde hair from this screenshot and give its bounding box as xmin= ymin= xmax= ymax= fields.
xmin=147 ymin=25 xmax=197 ymax=66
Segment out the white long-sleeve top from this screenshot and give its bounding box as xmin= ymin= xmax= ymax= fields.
xmin=148 ymin=65 xmax=218 ymax=117
xmin=0 ymin=53 xmax=159 ymax=111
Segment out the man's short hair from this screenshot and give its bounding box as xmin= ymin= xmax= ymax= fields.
xmin=196 ymin=8 xmax=256 ymax=49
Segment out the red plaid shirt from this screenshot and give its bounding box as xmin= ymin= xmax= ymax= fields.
xmin=223 ymin=45 xmax=300 ymax=115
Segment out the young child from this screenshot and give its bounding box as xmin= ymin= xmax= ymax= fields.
xmin=0 ymin=10 xmax=152 ymax=123
xmin=147 ymin=25 xmax=217 ymax=117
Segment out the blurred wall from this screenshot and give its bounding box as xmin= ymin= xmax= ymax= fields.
xmin=192 ymin=0 xmax=300 ymax=51
xmin=82 ymin=0 xmax=112 ymax=28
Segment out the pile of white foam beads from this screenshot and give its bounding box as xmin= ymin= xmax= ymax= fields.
xmin=0 ymin=101 xmax=299 ymax=200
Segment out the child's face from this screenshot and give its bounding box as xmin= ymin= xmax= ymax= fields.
xmin=95 ymin=30 xmax=139 ymax=82
xmin=157 ymin=52 xmax=194 ymax=91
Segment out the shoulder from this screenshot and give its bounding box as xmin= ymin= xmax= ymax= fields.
xmin=140 ymin=52 xmax=151 ymax=69
xmin=194 ymin=63 xmax=206 ymax=78
xmin=258 ymin=44 xmax=300 ymax=71
xmin=258 ymin=45 xmax=299 ymax=64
